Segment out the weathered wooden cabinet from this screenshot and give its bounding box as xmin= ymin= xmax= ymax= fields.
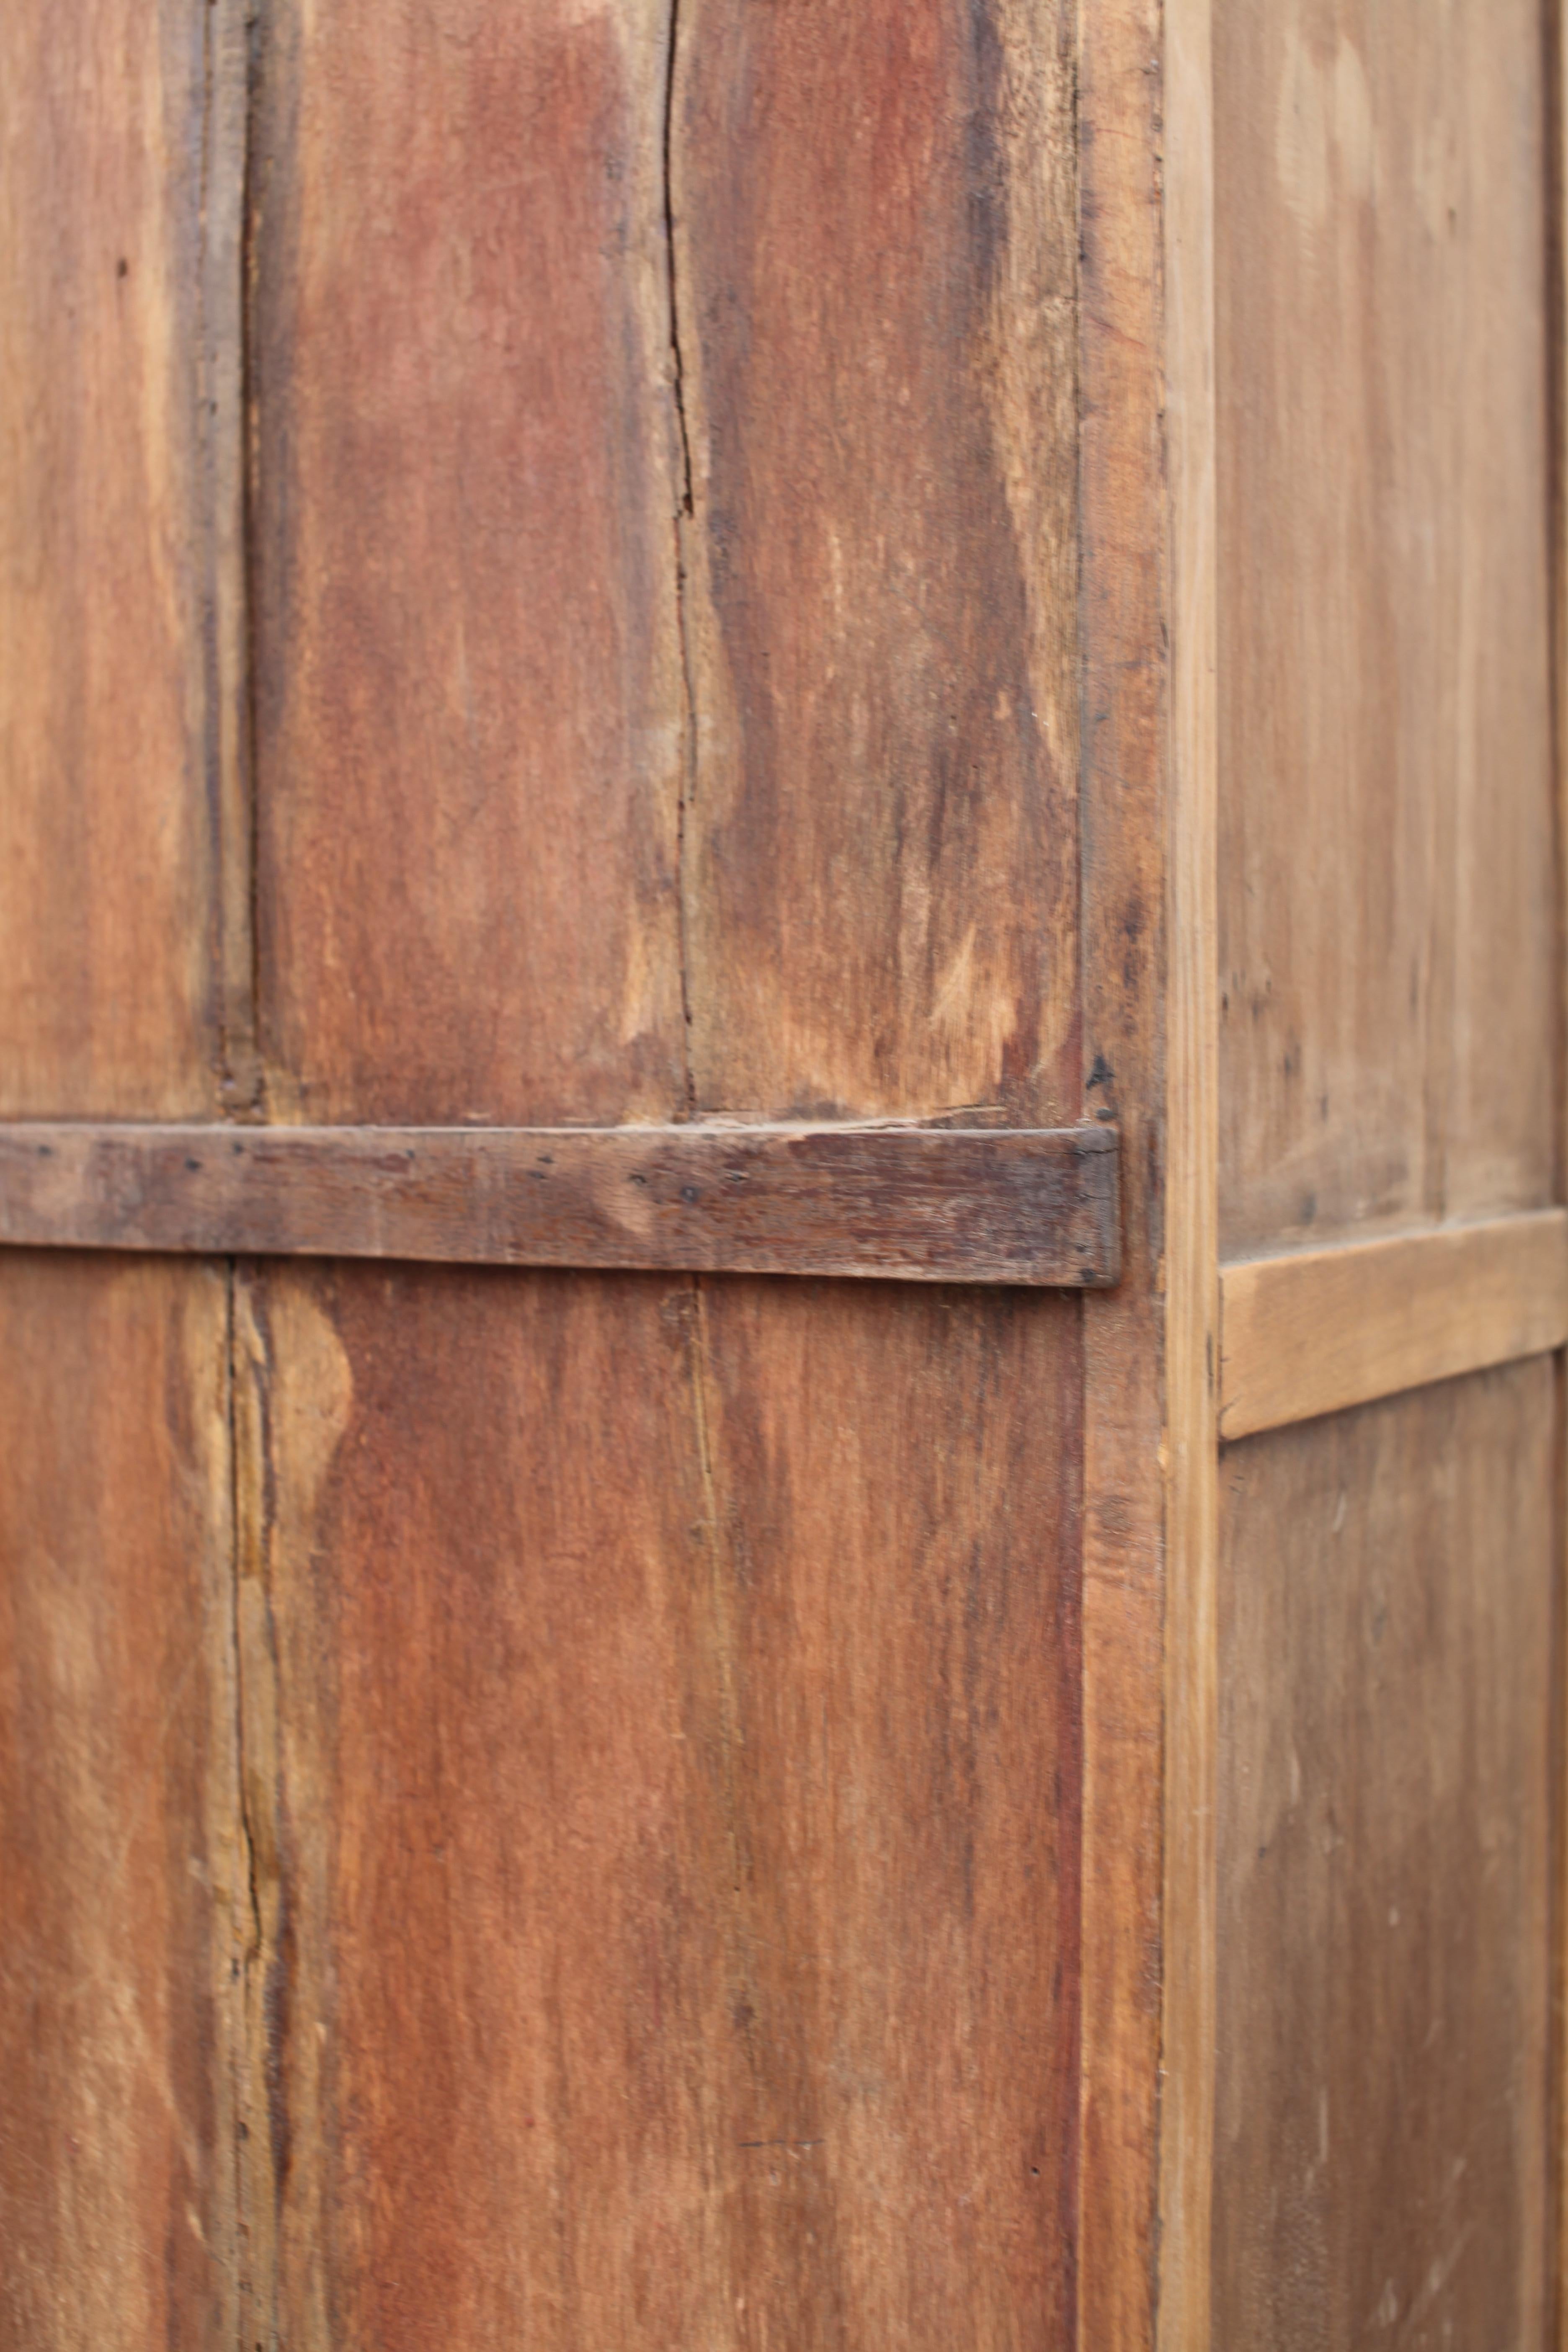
xmin=2 ymin=2 xmax=1563 ymax=2346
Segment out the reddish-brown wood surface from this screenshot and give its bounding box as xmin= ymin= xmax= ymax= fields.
xmin=239 ymin=1264 xmax=1081 ymax=2347
xmin=228 ymin=4 xmax=1095 ymax=2345
xmin=251 ymin=0 xmax=687 ymax=1124
xmin=676 ymin=0 xmax=1079 ymax=1124
xmin=1214 ymin=1366 xmax=1554 ymax=2347
xmin=0 ymin=0 xmax=219 ymax=1117
xmin=0 ymin=1256 xmax=240 ymax=2346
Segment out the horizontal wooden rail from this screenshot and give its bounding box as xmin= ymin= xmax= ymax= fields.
xmin=0 ymin=1120 xmax=1120 ymax=1288
xmin=1219 ymin=1207 xmax=1568 ymax=1439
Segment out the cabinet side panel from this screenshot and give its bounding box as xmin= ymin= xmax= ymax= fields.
xmin=1213 ymin=1366 xmax=1553 ymax=2349
xmin=250 ymin=1264 xmax=1081 ymax=2350
xmin=0 ymin=0 xmax=218 ymax=1115
xmin=1215 ymin=0 xmax=1555 ymax=1251
xmin=0 ymin=1257 xmax=240 ymax=2348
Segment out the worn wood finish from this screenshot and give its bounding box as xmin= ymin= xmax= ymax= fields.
xmin=240 ymin=1263 xmax=1082 ymax=2349
xmin=1213 ymin=1367 xmax=1554 ymax=2349
xmin=0 ymin=1120 xmax=1121 ymax=1286
xmin=1215 ymin=0 xmax=1556 ymax=1254
xmin=250 ymin=0 xmax=687 ymax=1124
xmin=675 ymin=0 xmax=1080 ymax=1125
xmin=0 ymin=0 xmax=220 ymax=1117
xmin=0 ymin=1255 xmax=240 ymax=2348
xmin=1220 ymin=1209 xmax=1568 ymax=1439
xmin=1075 ymin=1 xmax=1168 ymax=2343
xmin=1158 ymin=0 xmax=1220 ymax=2342
xmin=234 ymin=10 xmax=1100 ymax=2349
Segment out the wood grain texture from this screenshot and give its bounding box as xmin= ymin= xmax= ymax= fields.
xmin=1158 ymin=0 xmax=1220 ymax=2343
xmin=1214 ymin=1367 xmax=1554 ymax=2349
xmin=674 ymin=0 xmax=1080 ymax=1125
xmin=0 ymin=1254 xmax=241 ymax=2348
xmin=0 ymin=0 xmax=221 ymax=1115
xmin=239 ymin=1263 xmax=1082 ymax=2349
xmin=1220 ymin=1209 xmax=1568 ymax=1439
xmin=1075 ymin=2 xmax=1168 ymax=2344
xmin=0 ymin=1121 xmax=1119 ymax=1286
xmin=250 ymin=0 xmax=687 ymax=1124
xmin=1214 ymin=0 xmax=1556 ymax=1253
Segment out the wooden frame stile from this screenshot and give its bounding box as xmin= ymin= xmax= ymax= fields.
xmin=1076 ymin=0 xmax=1171 ymax=2344
xmin=1158 ymin=0 xmax=1220 ymax=2348
xmin=1552 ymin=0 xmax=1568 ymax=2339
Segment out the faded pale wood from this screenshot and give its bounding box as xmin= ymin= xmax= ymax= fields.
xmin=0 ymin=1257 xmax=241 ymax=2348
xmin=676 ymin=0 xmax=1080 ymax=1126
xmin=1218 ymin=1210 xmax=1568 ymax=1440
xmin=0 ymin=1122 xmax=1120 ymax=1287
xmin=1215 ymin=0 xmax=1556 ymax=1253
xmin=1076 ymin=2 xmax=1168 ymax=2343
xmin=246 ymin=1264 xmax=1082 ymax=2349
xmin=0 ymin=0 xmax=219 ymax=1114
xmin=1214 ymin=1369 xmax=1553 ymax=2349
xmin=251 ymin=0 xmax=687 ymax=1124
xmin=1158 ymin=0 xmax=1220 ymax=2344
xmin=1549 ymin=9 xmax=1568 ymax=2342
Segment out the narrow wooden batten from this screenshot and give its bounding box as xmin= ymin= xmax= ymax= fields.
xmin=1219 ymin=1208 xmax=1568 ymax=1439
xmin=0 ymin=1120 xmax=1122 ymax=1288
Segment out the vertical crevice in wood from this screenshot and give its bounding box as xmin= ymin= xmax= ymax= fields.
xmin=200 ymin=0 xmax=263 ymax=1119
xmin=663 ymin=0 xmax=699 ymax=1120
xmin=228 ymin=1266 xmax=283 ymax=2349
xmin=239 ymin=4 xmax=268 ymax=1122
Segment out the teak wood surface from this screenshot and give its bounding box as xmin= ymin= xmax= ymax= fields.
xmin=1 ymin=0 xmax=1563 ymax=2348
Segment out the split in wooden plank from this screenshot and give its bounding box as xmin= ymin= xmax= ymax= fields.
xmin=0 ymin=1122 xmax=1121 ymax=1288
xmin=1218 ymin=1209 xmax=1568 ymax=1440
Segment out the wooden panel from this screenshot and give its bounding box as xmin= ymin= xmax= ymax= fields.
xmin=1213 ymin=1366 xmax=1554 ymax=2349
xmin=1220 ymin=1209 xmax=1568 ymax=1438
xmin=0 ymin=0 xmax=220 ymax=1115
xmin=1215 ymin=0 xmax=1555 ymax=1253
xmin=0 ymin=1120 xmax=1120 ymax=1287
xmin=0 ymin=1255 xmax=240 ymax=2347
xmin=240 ymin=1264 xmax=1081 ymax=2349
xmin=252 ymin=0 xmax=686 ymax=1124
xmin=675 ymin=0 xmax=1080 ymax=1124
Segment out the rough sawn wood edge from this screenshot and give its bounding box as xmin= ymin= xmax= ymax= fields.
xmin=0 ymin=1120 xmax=1122 ymax=1288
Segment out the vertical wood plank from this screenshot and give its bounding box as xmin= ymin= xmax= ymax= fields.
xmin=1214 ymin=0 xmax=1555 ymax=1254
xmin=1076 ymin=3 xmax=1168 ymax=2345
xmin=0 ymin=0 xmax=221 ymax=1115
xmin=243 ymin=1264 xmax=1081 ymax=2349
xmin=1212 ymin=1368 xmax=1554 ymax=2350
xmin=0 ymin=1256 xmax=241 ymax=2349
xmin=1553 ymin=0 xmax=1568 ymax=2332
xmin=675 ymin=0 xmax=1080 ymax=1124
xmin=1159 ymin=0 xmax=1220 ymax=2345
xmin=691 ymin=1279 xmax=1083 ymax=2347
xmin=251 ymin=0 xmax=687 ymax=1124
